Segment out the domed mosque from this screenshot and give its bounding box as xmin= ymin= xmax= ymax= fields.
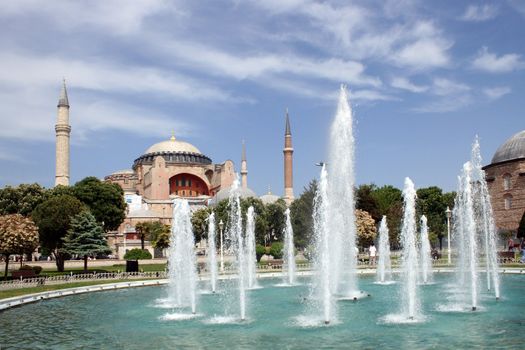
xmin=53 ymin=82 xmax=296 ymax=258
xmin=483 ymin=130 xmax=525 ymax=237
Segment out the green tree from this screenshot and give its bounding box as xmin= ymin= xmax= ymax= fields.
xmin=417 ymin=187 xmax=456 ymax=250
xmin=62 ymin=211 xmax=111 ymax=272
xmin=240 ymin=197 xmax=268 ymax=244
xmin=289 ymin=180 xmax=317 ymax=248
xmin=269 ymin=241 xmax=284 ymax=259
xmin=151 ymin=223 xmax=171 ymax=250
xmin=73 ymin=177 xmax=126 ymax=231
xmin=356 ymin=184 xmax=381 ymax=222
xmin=32 ymin=195 xmax=85 ymax=272
xmin=124 ymin=248 xmax=152 ymax=260
xmin=0 ymin=214 xmax=39 ymax=279
xmin=518 ymin=212 xmax=525 ymax=239
xmin=264 ymin=200 xmax=287 ymax=244
xmin=134 ymin=221 xmax=151 ymax=250
xmin=191 ymin=207 xmax=212 ymax=242
xmin=0 ymin=183 xmax=49 ymax=217
xmin=372 ymin=185 xmax=403 ymax=216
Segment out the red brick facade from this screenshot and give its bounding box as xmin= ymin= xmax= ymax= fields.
xmin=484 ymin=159 xmax=525 ymax=233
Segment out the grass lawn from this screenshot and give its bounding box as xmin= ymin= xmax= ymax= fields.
xmin=0 ymin=263 xmax=167 ymax=278
xmin=0 ymin=278 xmax=160 ymax=300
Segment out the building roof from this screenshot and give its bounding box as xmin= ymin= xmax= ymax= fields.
xmin=144 ymin=136 xmax=201 ymax=155
xmin=260 ymin=190 xmax=280 ymax=204
xmin=491 ymin=130 xmax=525 ymax=165
xmin=111 ymin=169 xmax=134 ymax=175
xmin=58 ymin=79 xmax=69 ymax=107
xmin=209 ymin=186 xmax=257 ymax=206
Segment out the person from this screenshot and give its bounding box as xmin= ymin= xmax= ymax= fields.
xmin=508 ymin=237 xmax=514 ymax=252
xmin=369 ymin=244 xmax=377 ymax=265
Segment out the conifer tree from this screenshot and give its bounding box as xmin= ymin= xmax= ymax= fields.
xmin=62 ymin=211 xmax=111 ymax=272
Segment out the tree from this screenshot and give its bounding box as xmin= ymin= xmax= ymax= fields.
xmin=518 ymin=211 xmax=525 ymax=239
xmin=32 ymin=195 xmax=85 ymax=272
xmin=134 ymin=222 xmax=151 ymax=250
xmin=417 ymin=187 xmax=456 ymax=250
xmin=264 ymin=200 xmax=287 ymax=244
xmin=289 ymin=180 xmax=317 ymax=248
xmin=0 ymin=214 xmax=39 ymax=279
xmin=269 ymin=242 xmax=284 ymax=259
xmin=73 ymin=177 xmax=126 ymax=231
xmin=62 ymin=211 xmax=111 ymax=272
xmin=0 ymin=183 xmax=48 ymax=217
xmin=240 ymin=197 xmax=268 ymax=245
xmin=191 ymin=207 xmax=212 ymax=243
xmin=149 ymin=222 xmax=171 ymax=250
xmin=370 ymin=185 xmax=403 ymax=248
xmin=356 ymin=184 xmax=381 ymax=222
xmin=355 ymin=209 xmax=377 ymax=248
xmin=124 ymin=248 xmax=152 ymax=260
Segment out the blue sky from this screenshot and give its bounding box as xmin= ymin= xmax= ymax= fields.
xmin=0 ymin=0 xmax=523 ymax=195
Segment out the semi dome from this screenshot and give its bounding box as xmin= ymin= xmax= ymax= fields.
xmin=145 ymin=136 xmax=201 ymax=155
xmin=209 ymin=186 xmax=257 ymax=206
xmin=260 ymin=190 xmax=280 ymax=205
xmin=491 ymin=130 xmax=525 ymax=164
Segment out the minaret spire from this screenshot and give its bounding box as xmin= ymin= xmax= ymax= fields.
xmin=241 ymin=140 xmax=248 ymax=189
xmin=283 ymin=109 xmax=294 ymax=205
xmin=55 ymin=79 xmax=71 ymax=186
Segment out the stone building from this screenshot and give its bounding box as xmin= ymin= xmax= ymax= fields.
xmin=483 ymin=130 xmax=525 ymax=237
xmin=104 ymin=135 xmax=237 ymax=258
xmin=54 ymin=83 xmax=296 ymax=258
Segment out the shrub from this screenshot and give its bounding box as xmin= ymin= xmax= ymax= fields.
xmin=256 ymin=244 xmax=265 ymax=262
xmin=19 ymin=265 xmax=33 ymax=270
xmin=124 ymin=249 xmax=152 ymax=260
xmin=31 ymin=265 xmax=42 ymax=275
xmin=269 ymin=242 xmax=284 ymax=260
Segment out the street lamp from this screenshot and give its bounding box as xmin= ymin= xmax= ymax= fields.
xmin=219 ymin=219 xmax=224 ymax=273
xmin=445 ymin=206 xmax=452 ymax=265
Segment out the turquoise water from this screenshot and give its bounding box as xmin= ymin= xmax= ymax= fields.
xmin=1 ymin=274 xmax=524 ymax=349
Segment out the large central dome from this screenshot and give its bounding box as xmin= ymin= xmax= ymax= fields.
xmin=133 ymin=135 xmax=211 ymax=168
xmin=144 ymin=136 xmax=202 ymax=155
xmin=491 ymin=130 xmax=525 ymax=164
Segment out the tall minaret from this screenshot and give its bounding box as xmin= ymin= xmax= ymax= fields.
xmin=55 ymin=79 xmax=71 ymax=186
xmin=283 ymin=109 xmax=294 ymax=205
xmin=241 ymin=140 xmax=248 ymax=189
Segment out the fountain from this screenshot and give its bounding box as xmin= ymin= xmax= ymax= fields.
xmin=376 ymin=216 xmax=392 ymax=284
xmin=451 ymin=138 xmax=501 ymax=311
xmin=283 ymin=208 xmax=297 ymax=285
xmin=167 ymin=199 xmax=198 ymax=314
xmin=419 ymin=215 xmax=433 ymax=284
xmin=327 ymin=85 xmax=359 ymax=298
xmin=398 ymin=177 xmax=420 ymax=321
xmin=244 ymin=206 xmax=258 ymax=289
xmin=470 ymin=137 xmax=500 ymax=299
xmin=207 ymin=213 xmax=218 ymax=293
xmin=226 ymin=176 xmax=247 ymax=321
xmin=311 ymin=164 xmax=335 ymax=324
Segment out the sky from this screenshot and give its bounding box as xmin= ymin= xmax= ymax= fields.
xmin=0 ymin=0 xmax=523 ymax=196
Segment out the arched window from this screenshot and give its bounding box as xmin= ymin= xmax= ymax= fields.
xmin=504 ymin=194 xmax=513 ymax=210
xmin=503 ymin=174 xmax=511 ymax=190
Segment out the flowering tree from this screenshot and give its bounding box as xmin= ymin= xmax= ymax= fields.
xmin=0 ymin=214 xmax=39 ymax=278
xmin=355 ymin=209 xmax=377 ymax=248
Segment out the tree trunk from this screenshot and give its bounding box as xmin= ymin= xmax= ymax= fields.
xmin=141 ymin=236 xmax=145 ymax=250
xmin=20 ymin=255 xmax=23 ymax=268
xmin=84 ymin=255 xmax=88 ymax=272
xmin=54 ymin=251 xmax=65 ymax=272
xmin=4 ymin=254 xmax=10 ymax=280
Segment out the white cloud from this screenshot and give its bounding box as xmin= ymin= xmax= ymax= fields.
xmin=483 ymin=86 xmax=511 ymax=100
xmin=472 ymin=47 xmax=524 ymax=73
xmin=412 ymin=95 xmax=472 ymax=113
xmin=0 ymin=0 xmax=177 ymax=35
xmin=391 ymin=77 xmax=428 ymax=93
xmin=393 ymin=38 xmax=451 ymax=69
xmin=460 ymin=4 xmax=498 ymax=22
xmin=431 ymin=78 xmax=470 ymax=96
